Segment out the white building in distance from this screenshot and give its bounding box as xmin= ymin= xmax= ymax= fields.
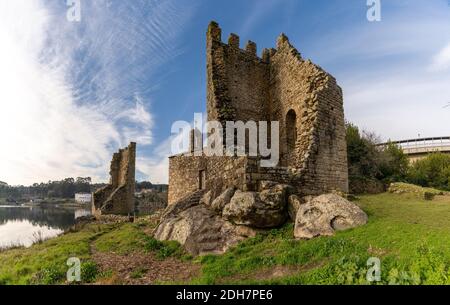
xmin=75 ymin=193 xmax=92 ymax=204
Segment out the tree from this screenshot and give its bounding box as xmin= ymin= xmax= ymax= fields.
xmin=408 ymin=153 xmax=450 ymax=190
xmin=379 ymin=142 xmax=409 ymax=182
xmin=346 ymin=122 xmax=381 ymax=179
xmin=136 ymin=181 xmax=153 ymax=192
xmin=346 ymin=122 xmax=409 ymax=193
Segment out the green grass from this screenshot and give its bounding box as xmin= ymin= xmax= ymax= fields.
xmin=94 ymin=223 xmax=149 ymax=255
xmin=1 ymin=192 xmax=449 ymax=285
xmin=93 ymin=223 xmax=185 ymax=259
xmin=0 ymin=224 xmax=113 ymax=284
xmin=130 ymin=267 xmax=148 ymax=279
xmin=144 ymin=237 xmax=185 ymax=260
xmin=191 ymin=193 xmax=450 ymax=285
xmin=0 ymin=219 xmax=184 ymax=284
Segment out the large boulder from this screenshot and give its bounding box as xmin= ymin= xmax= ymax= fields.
xmin=222 ymin=184 xmax=290 ymax=228
xmin=210 ymin=187 xmax=236 ymax=214
xmin=154 ymin=197 xmax=256 ymax=255
xmin=294 ymin=194 xmax=368 ymax=239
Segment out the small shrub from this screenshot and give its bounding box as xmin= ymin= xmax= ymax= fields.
xmin=0 ymin=276 xmax=11 ymax=285
xmin=130 ymin=267 xmax=148 ymax=279
xmin=144 ymin=237 xmax=183 ymax=259
xmin=81 ymin=261 xmax=99 ymax=283
xmin=157 ymin=241 xmax=182 ymax=259
xmin=37 ymin=266 xmax=65 ymax=285
xmin=423 ymin=192 xmax=435 ymax=201
xmin=346 ymin=194 xmax=359 ymax=201
xmin=144 ymin=237 xmax=163 ymax=251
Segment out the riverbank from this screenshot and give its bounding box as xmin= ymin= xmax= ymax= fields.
xmin=0 ymin=197 xmax=89 ymax=208
xmin=1 ymin=192 xmax=449 ymax=285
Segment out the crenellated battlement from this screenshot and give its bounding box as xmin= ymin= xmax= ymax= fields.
xmin=207 ymin=21 xmax=282 ymax=62
xmin=207 ymin=21 xmax=222 ymax=42
xmin=207 ymin=21 xmax=297 ymax=64
xmin=245 ymin=40 xmax=257 ymax=56
xmin=228 ymin=33 xmax=240 ymax=48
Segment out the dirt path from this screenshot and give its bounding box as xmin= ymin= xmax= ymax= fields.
xmin=92 ymin=250 xmax=200 ymax=284
xmin=87 ymin=214 xmax=201 ymax=285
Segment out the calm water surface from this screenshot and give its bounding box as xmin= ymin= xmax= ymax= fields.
xmin=0 ymin=205 xmax=91 ymax=248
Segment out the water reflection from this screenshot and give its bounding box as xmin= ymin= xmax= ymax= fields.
xmin=0 ymin=205 xmax=91 ymax=249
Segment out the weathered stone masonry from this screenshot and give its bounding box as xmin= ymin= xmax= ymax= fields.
xmin=168 ymin=22 xmax=348 ymax=205
xmin=92 ymin=142 xmax=136 ymax=216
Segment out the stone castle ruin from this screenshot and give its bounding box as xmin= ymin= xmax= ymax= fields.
xmin=155 ymin=22 xmax=367 ymax=255
xmin=92 ymin=142 xmax=136 ymax=216
xmin=168 ymin=21 xmax=348 ymax=205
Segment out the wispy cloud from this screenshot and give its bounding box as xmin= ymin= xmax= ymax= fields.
xmin=430 ymin=42 xmax=450 ymax=72
xmin=0 ymin=0 xmax=194 ymax=185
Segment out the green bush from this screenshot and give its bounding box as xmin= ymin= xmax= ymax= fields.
xmin=144 ymin=237 xmax=183 ymax=259
xmin=81 ymin=261 xmax=99 ymax=283
xmin=407 ymin=153 xmax=450 ymax=191
xmin=346 ymin=122 xmax=408 ymax=193
xmin=423 ymin=192 xmax=435 ymax=201
xmin=36 ymin=266 xmax=65 ymax=285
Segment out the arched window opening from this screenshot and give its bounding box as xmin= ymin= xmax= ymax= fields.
xmin=286 ymin=109 xmax=297 ymax=154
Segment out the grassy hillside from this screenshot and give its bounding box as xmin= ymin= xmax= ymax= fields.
xmin=194 ymin=193 xmax=450 ymax=284
xmin=1 ymin=192 xmax=449 ymax=285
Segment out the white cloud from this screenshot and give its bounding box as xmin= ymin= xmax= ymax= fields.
xmin=0 ymin=1 xmax=119 ymax=185
xmin=430 ymin=42 xmax=450 ymax=72
xmin=302 ymin=1 xmax=450 ymax=142
xmin=344 ymin=74 xmax=450 ymax=141
xmin=0 ymin=0 xmax=193 ymax=185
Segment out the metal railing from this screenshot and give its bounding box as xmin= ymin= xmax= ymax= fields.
xmin=378 ymin=136 xmax=450 ymax=155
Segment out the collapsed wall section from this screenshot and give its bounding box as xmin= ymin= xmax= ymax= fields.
xmin=92 ymin=142 xmax=136 ymax=216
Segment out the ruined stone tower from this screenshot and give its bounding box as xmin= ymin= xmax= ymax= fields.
xmin=92 ymin=142 xmax=136 ymax=216
xmin=168 ymin=22 xmax=348 ymax=204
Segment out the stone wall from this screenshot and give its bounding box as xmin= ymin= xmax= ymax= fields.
xmin=92 ymin=142 xmax=136 ymax=216
xmin=207 ymin=22 xmax=270 ymax=124
xmin=268 ymin=35 xmax=348 ymax=194
xmin=168 ymin=154 xmax=248 ymax=204
xmin=168 ymin=155 xmax=205 ymax=204
xmin=168 ymin=22 xmax=348 ymax=205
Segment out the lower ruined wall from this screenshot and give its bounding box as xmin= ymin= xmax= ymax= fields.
xmin=168 ymin=155 xmax=205 ymax=204
xmin=204 ymin=156 xmax=248 ymax=199
xmin=168 ymin=154 xmax=248 ymax=204
xmin=93 ymin=142 xmax=136 ymax=216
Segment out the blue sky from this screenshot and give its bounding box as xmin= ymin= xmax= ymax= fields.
xmin=0 ymin=0 xmax=450 ymax=185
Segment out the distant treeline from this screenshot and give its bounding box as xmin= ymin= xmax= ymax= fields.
xmin=0 ymin=178 xmax=167 ymax=200
xmin=135 ymin=181 xmax=168 ymax=193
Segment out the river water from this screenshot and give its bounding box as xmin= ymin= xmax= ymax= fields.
xmin=0 ymin=205 xmax=91 ymax=249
